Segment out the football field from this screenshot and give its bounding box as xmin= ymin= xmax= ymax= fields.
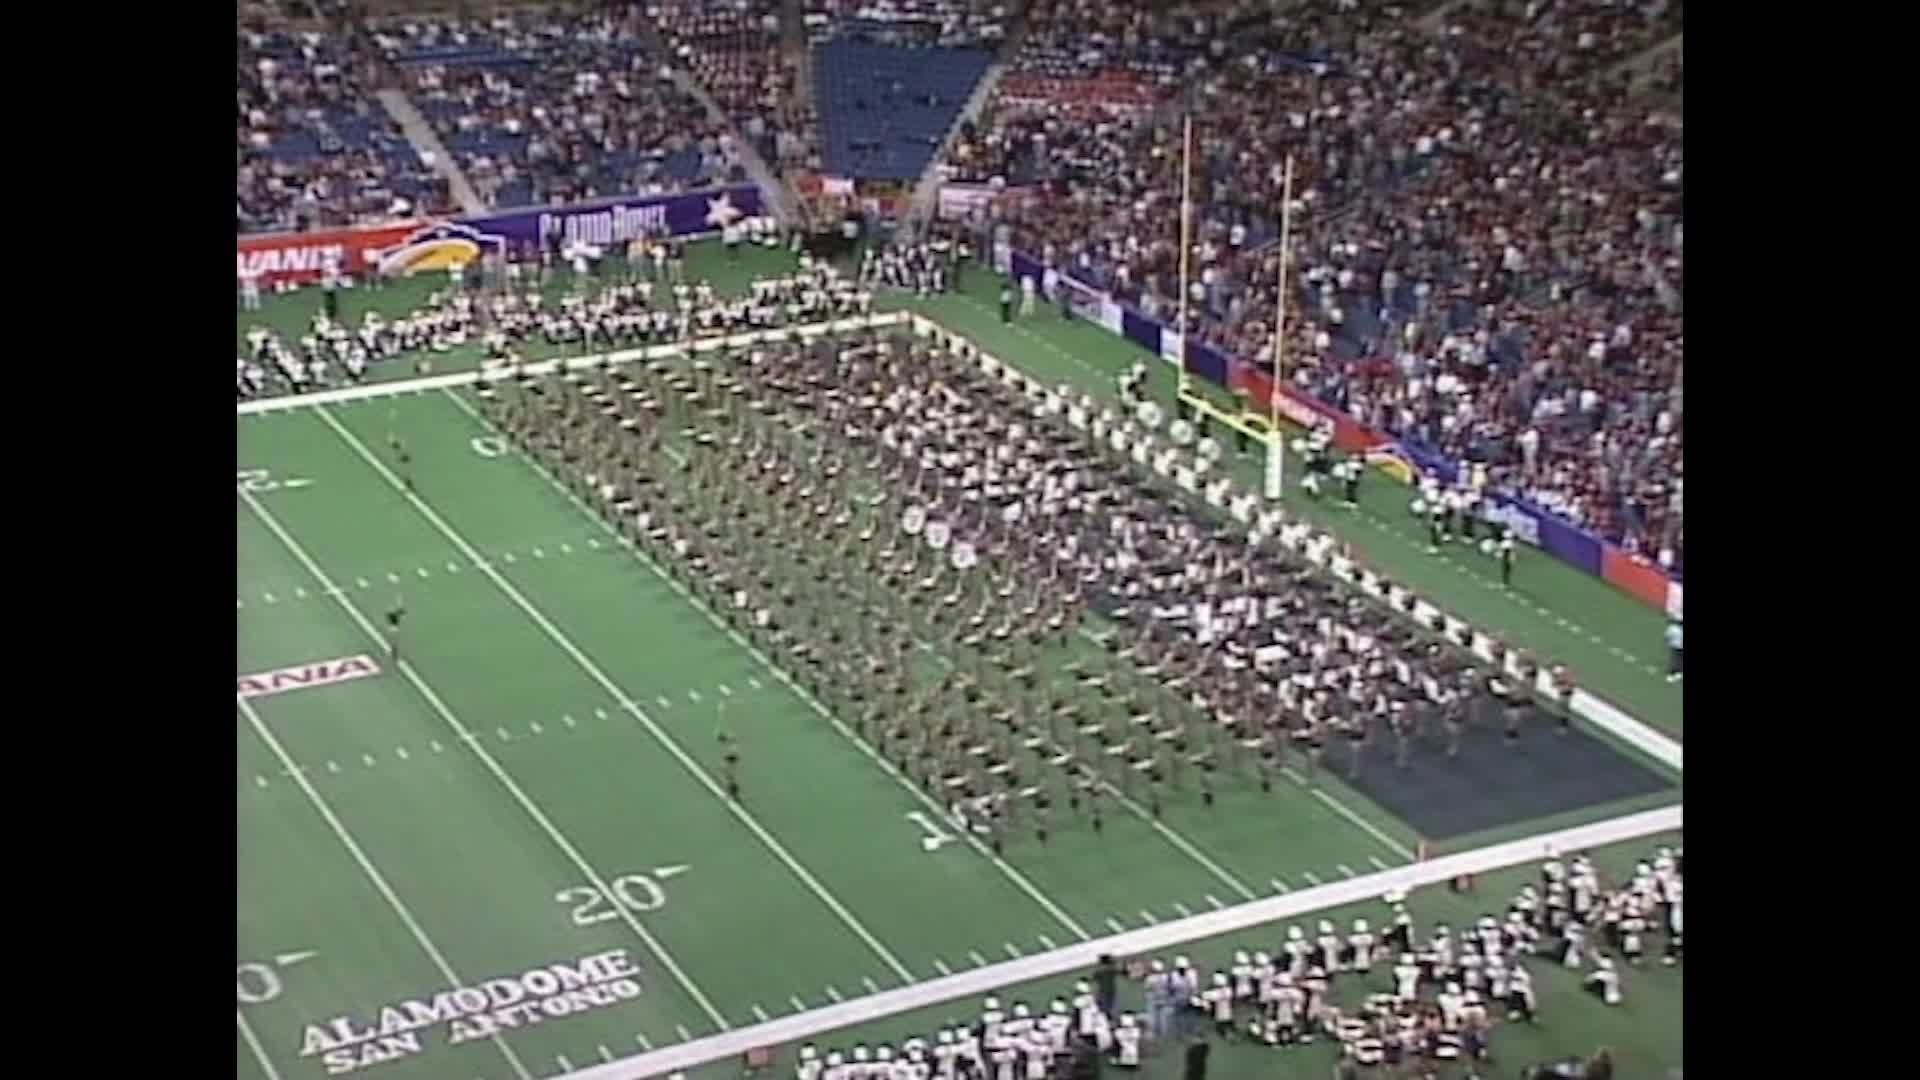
xmin=238 ymin=246 xmax=1682 ymax=1080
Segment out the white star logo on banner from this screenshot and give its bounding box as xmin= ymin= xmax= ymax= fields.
xmin=705 ymin=193 xmax=743 ymax=228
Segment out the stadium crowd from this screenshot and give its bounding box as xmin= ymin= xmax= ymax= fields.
xmin=651 ymin=0 xmax=820 ymax=174
xmin=945 ymin=0 xmax=1684 ymax=570
xmin=374 ymin=11 xmax=737 ymax=211
xmin=786 ymin=844 xmax=1677 ymax=1077
xmin=237 ymin=22 xmax=452 ymax=233
xmin=805 ymin=0 xmax=1016 ymax=48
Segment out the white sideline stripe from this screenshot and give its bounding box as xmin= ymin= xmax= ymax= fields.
xmin=236 ymin=1012 xmax=284 ymax=1080
xmin=235 ymin=484 xmax=732 ymax=1033
xmin=434 ymin=386 xmax=1091 ymax=943
xmin=235 ymin=696 xmax=533 ymax=1080
xmin=550 ymin=804 xmax=1681 ymax=1080
xmin=314 ymin=404 xmax=916 ymax=985
xmin=234 ymin=314 xmax=911 ymax=415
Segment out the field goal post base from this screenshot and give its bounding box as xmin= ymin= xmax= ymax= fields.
xmin=1177 ymin=387 xmax=1295 ymax=500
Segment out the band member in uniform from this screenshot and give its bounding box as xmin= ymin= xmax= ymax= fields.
xmin=1498 ymin=529 xmax=1515 ymax=588
xmin=385 ymin=595 xmax=405 ymax=660
xmin=1000 ymin=283 xmax=1013 ymax=323
xmin=1551 ymin=664 xmax=1575 ymax=734
xmin=718 ymin=728 xmax=742 ymax=799
xmin=1342 ymin=458 xmax=1361 ymax=507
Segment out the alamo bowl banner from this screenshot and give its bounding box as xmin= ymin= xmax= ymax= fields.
xmin=367 ymin=221 xmax=506 ymax=279
xmin=456 ymin=185 xmax=764 ymax=249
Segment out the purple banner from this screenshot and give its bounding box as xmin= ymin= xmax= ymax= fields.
xmin=1480 ymin=493 xmax=1604 ymax=576
xmin=456 ymin=185 xmax=764 ymax=250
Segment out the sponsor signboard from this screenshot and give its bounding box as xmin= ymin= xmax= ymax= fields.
xmin=236 ymin=222 xmax=418 ymax=288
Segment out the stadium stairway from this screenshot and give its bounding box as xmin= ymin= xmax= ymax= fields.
xmin=377 ymin=87 xmax=487 ymax=217
xmin=665 ymin=66 xmax=800 ymax=226
xmin=1612 ymin=32 xmax=1683 ymax=101
xmin=904 ymin=48 xmax=1017 ymax=230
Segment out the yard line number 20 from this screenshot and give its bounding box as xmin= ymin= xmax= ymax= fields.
xmin=556 ymin=872 xmax=669 ymax=927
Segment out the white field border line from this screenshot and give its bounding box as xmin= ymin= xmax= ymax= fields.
xmin=235 ymin=695 xmax=536 ymax=1080
xmin=311 ymin=404 xmax=917 ymax=985
xmin=234 ymin=314 xmax=912 ymax=416
xmin=903 ymin=313 xmax=1682 ymax=778
xmin=436 ymin=387 xmax=1093 ymax=943
xmin=552 ymin=803 xmax=1681 ymax=1080
xmin=235 ymin=485 xmax=734 ymax=1032
xmin=236 ymin=1010 xmax=286 ymax=1080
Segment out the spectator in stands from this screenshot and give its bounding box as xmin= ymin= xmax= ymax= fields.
xmin=941 ymin=0 xmax=1682 ymax=563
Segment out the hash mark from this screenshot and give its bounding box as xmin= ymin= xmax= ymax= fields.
xmin=396 ymin=747 xmax=409 ymax=760
xmin=718 ymin=684 xmax=733 ymax=696
xmin=530 ymin=721 xmax=544 ymax=734
xmin=824 ymin=986 xmax=844 ymax=1003
xmin=562 ymin=714 xmax=577 ymax=727
xmin=430 ymin=740 xmax=444 ymax=752
xmin=597 ymin=1046 xmax=614 ymax=1064
xmin=1338 ymin=864 xmax=1356 ymax=878
xmin=534 ymin=548 xmax=546 ymax=559
xmin=862 ymin=976 xmax=881 ymax=994
xmin=1205 ymin=894 xmax=1225 ymax=910
xmin=503 ymin=552 xmax=516 ymax=563
xmin=1105 ymin=916 xmax=1127 ymax=933
xmin=688 ymin=689 xmax=702 ymax=703
xmin=751 ymin=1004 xmax=770 ymax=1022
xmin=933 ymin=958 xmax=953 ymax=976
xmin=587 ymin=538 xmax=601 ymax=549
xmin=263 ymin=592 xmax=277 ymax=604
xmin=417 ymin=567 xmax=430 ymax=578
xmin=789 ymin=996 xmax=807 ymax=1013
xmin=293 ymin=587 xmax=308 ymax=599
xmin=748 ymin=677 xmax=763 ymax=689
xmin=386 ymin=572 xmax=400 ymax=584
xmin=635 ymin=1034 xmax=653 ymax=1051
xmin=968 ymin=950 xmax=989 ymax=967
xmin=560 ymin=543 xmax=574 ymax=555
xmin=595 ymin=708 xmax=609 ymax=720
xmin=556 ymin=1056 xmax=573 ymax=1072
xmin=447 ymin=561 xmax=461 ymax=573
xmin=362 ymin=753 xmax=376 ymax=767
xmin=1003 ymin=942 xmax=1022 ymax=959
xmin=1301 ymin=871 xmax=1322 ymax=886
xmin=657 ymin=696 xmax=672 ymax=708
xmin=675 ymin=1025 xmax=692 ymax=1042
xmin=356 ymin=578 xmax=370 ymax=589
xmin=1037 ymin=933 xmax=1057 ymax=950
xmin=1172 ymin=902 xmax=1193 ymax=918
xmin=1369 ymin=855 xmax=1391 ymax=871
xmin=326 ymin=761 xmax=340 ymax=773
xmin=496 ymin=727 xmax=512 ymax=741
xmin=1270 ymin=879 xmax=1290 ymax=894
xmin=1138 ymin=910 xmax=1159 ymax=925
xmin=254 ymin=775 xmax=268 ymax=788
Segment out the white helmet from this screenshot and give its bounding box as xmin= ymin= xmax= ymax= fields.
xmin=877 ymin=1047 xmax=894 ymax=1062
xmin=984 ymin=996 xmax=1000 ymax=1011
xmin=1213 ymin=972 xmax=1229 ymax=986
xmin=801 ymin=1046 xmax=818 ymax=1061
xmin=1287 ymin=926 xmax=1304 ymax=941
xmin=1235 ymin=950 xmax=1250 ymax=965
xmin=1353 ymin=918 xmax=1369 ymax=933
xmin=1254 ymin=951 xmax=1271 ymax=966
xmin=1075 ymin=981 xmax=1090 ymax=995
xmin=827 ymin=1053 xmax=845 ymax=1066
xmin=852 ymin=1046 xmax=869 ymax=1062
xmin=1319 ymin=920 xmax=1334 ymax=935
xmin=1150 ymin=959 xmax=1165 ymax=973
xmin=1013 ymin=1003 xmax=1029 ymax=1019
xmin=1175 ymin=955 xmax=1191 ymax=969
xmin=1052 ymin=1000 xmax=1068 ymax=1015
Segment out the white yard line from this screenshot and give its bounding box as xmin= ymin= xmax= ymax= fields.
xmin=434 ymin=386 xmax=1092 ymax=942
xmin=313 ymin=403 xmax=916 ymax=985
xmin=550 ymin=804 xmax=1682 ymax=1080
xmin=236 ymin=484 xmax=732 ymax=1032
xmin=236 ymin=1011 xmax=285 ymax=1080
xmin=235 ymin=696 xmax=534 ymax=1080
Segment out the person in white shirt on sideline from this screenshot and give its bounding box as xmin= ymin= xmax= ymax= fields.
xmin=1664 ymin=617 xmax=1683 ymax=683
